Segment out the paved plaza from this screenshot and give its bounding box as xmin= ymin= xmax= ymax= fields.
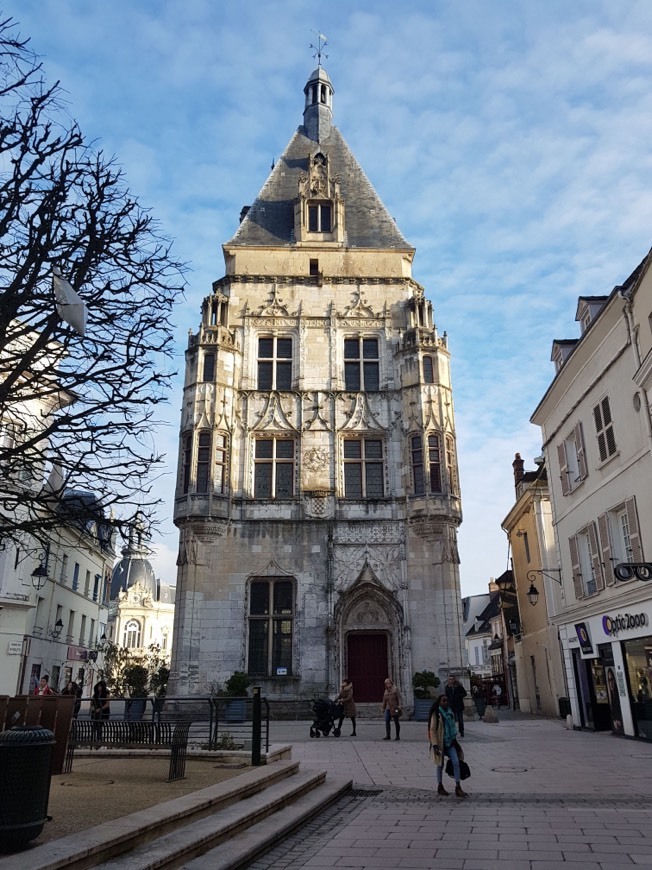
xmin=252 ymin=711 xmax=652 ymax=869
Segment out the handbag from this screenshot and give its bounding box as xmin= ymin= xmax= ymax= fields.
xmin=445 ymin=758 xmax=471 ymax=780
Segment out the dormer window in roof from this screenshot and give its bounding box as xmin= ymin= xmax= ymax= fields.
xmin=295 ymin=150 xmax=345 ymax=244
xmin=575 ymin=296 xmax=608 ymax=335
xmin=551 ymin=339 xmax=578 ymax=373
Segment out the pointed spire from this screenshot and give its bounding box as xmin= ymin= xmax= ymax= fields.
xmin=303 ymin=66 xmax=334 ymax=142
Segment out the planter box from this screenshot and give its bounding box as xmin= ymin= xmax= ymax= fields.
xmin=413 ymin=698 xmax=434 ymax=721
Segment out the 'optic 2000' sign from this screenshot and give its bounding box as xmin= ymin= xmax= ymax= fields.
xmin=602 ymin=612 xmax=648 ymax=636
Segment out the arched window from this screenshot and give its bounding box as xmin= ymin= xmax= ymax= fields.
xmin=123 ymin=619 xmax=141 ymax=649
xmin=202 ymin=352 xmax=215 ymax=382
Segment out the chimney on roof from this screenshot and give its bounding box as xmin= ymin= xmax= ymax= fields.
xmin=513 ymin=453 xmax=525 ymax=488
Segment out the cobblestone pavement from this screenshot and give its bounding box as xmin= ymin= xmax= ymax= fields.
xmin=252 ymin=711 xmax=652 ymax=868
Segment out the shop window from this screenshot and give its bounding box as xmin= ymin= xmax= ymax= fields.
xmin=343 ymin=437 xmax=384 ymax=498
xmin=248 ymin=578 xmax=294 ymax=676
xmin=344 ymin=337 xmax=380 ymax=391
xmin=257 ymin=337 xmax=293 ymax=390
xmin=254 ymin=438 xmax=295 ymax=498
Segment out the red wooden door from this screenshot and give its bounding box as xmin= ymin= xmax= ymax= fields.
xmin=347 ymin=634 xmax=388 ymax=702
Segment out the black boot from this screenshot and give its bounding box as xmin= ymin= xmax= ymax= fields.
xmin=383 ymin=721 xmax=391 ymax=740
xmin=351 ymin=717 xmax=357 ymax=736
xmin=394 ymin=717 xmax=400 ymax=740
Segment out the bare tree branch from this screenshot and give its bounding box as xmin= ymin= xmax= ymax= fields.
xmin=0 ymin=17 xmax=186 ymax=552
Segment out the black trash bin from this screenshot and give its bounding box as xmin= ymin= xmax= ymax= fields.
xmin=0 ymin=726 xmax=55 ymax=851
xmin=558 ymin=697 xmax=571 ymax=718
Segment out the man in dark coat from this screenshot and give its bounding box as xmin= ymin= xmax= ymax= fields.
xmin=445 ymin=675 xmax=467 ymax=737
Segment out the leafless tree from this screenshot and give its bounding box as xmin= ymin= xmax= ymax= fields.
xmin=0 ymin=18 xmax=186 ymax=553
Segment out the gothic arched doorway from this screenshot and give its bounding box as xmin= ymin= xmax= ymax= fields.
xmin=347 ymin=633 xmax=388 ymax=702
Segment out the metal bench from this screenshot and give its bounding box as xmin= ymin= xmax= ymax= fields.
xmin=64 ymin=719 xmax=193 ymax=781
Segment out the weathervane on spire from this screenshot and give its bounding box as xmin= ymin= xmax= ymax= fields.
xmin=310 ymin=31 xmax=328 ymax=66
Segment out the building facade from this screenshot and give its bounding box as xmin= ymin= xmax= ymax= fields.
xmin=501 ymin=454 xmax=566 ymax=717
xmin=170 ymin=66 xmax=465 ymax=705
xmin=107 ymin=529 xmax=175 ymax=662
xmin=532 ymin=249 xmax=652 ymax=738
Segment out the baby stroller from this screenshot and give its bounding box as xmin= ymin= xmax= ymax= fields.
xmin=309 ymin=698 xmax=344 ymax=737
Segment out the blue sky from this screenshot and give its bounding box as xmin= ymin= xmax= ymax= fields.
xmin=7 ymin=0 xmax=652 ymax=598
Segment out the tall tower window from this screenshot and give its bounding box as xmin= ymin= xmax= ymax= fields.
xmin=248 ymin=578 xmax=294 ymax=676
xmin=202 ymin=352 xmax=215 ymax=382
xmin=343 ymin=437 xmax=384 ymax=498
xmin=446 ymin=435 xmax=458 ymax=495
xmin=308 ymin=202 xmax=331 ymax=232
xmin=258 ymin=337 xmax=293 ymax=390
xmin=422 ymin=356 xmax=434 ymax=384
xmin=344 ymin=337 xmax=380 ymax=391
xmin=254 ymin=438 xmax=295 ymax=498
xmin=410 ymin=433 xmax=442 ymax=494
xmin=215 ymin=433 xmax=228 ymax=494
xmin=181 ymin=433 xmax=192 ymax=494
xmin=196 ymin=432 xmax=212 ymax=493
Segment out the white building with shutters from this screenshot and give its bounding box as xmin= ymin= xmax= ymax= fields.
xmin=531 ymin=248 xmax=652 ymax=739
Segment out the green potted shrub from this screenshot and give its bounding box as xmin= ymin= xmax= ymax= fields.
xmin=224 ymin=671 xmax=250 ymax=723
xmin=412 ymin=670 xmax=440 ymax=721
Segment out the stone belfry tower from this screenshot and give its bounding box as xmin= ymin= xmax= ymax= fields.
xmin=170 ymin=64 xmax=464 ymax=706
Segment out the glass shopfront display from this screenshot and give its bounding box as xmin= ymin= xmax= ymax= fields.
xmin=623 ymin=636 xmax=652 ymax=740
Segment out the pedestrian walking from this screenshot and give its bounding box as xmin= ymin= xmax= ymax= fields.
xmin=471 ymin=684 xmax=486 ymax=720
xmin=445 ymin=674 xmax=467 ymax=737
xmin=34 ymin=675 xmax=54 ymax=696
xmin=62 ymin=680 xmax=82 ymax=717
xmin=428 ymin=693 xmax=468 ymax=798
xmin=335 ymin=678 xmax=357 ymax=736
xmin=90 ymin=680 xmax=110 ymax=745
xmin=381 ymin=677 xmax=402 ymax=741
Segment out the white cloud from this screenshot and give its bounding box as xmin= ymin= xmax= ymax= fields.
xmin=8 ymin=0 xmax=652 ymax=596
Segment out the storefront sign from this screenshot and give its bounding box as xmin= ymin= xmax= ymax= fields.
xmin=67 ymin=646 xmax=88 ymax=661
xmin=575 ymin=622 xmax=594 ymax=655
xmin=7 ymin=640 xmax=22 ymax=655
xmin=602 ymin=612 xmax=648 ymax=636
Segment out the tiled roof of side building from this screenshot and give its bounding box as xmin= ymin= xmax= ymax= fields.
xmin=227 ymin=126 xmax=412 ymax=251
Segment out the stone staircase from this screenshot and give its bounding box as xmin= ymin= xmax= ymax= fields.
xmin=0 ymin=759 xmax=351 ymax=870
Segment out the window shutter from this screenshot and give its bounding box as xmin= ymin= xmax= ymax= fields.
xmin=597 ymin=512 xmax=614 ymax=586
xmin=587 ymin=522 xmax=604 ymax=591
xmin=575 ymin=422 xmax=588 ymax=480
xmin=557 ymin=443 xmax=570 ymax=496
xmin=625 ymin=497 xmax=643 ymax=562
xmin=569 ymin=534 xmax=583 ymax=599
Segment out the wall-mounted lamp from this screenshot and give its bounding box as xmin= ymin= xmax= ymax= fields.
xmin=30 ymin=562 xmax=50 ymax=591
xmin=526 ymin=568 xmax=562 ymax=606
xmin=47 ymin=618 xmax=64 ymax=639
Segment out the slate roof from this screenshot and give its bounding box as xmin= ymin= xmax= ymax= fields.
xmin=227 ymin=125 xmax=412 ymax=251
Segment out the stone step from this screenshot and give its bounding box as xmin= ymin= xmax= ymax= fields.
xmin=182 ymin=777 xmax=352 ymax=870
xmin=95 ymin=770 xmax=350 ymax=869
xmin=0 ymin=760 xmax=301 ymax=870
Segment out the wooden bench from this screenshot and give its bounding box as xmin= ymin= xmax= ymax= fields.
xmin=64 ymin=719 xmax=193 ymax=781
